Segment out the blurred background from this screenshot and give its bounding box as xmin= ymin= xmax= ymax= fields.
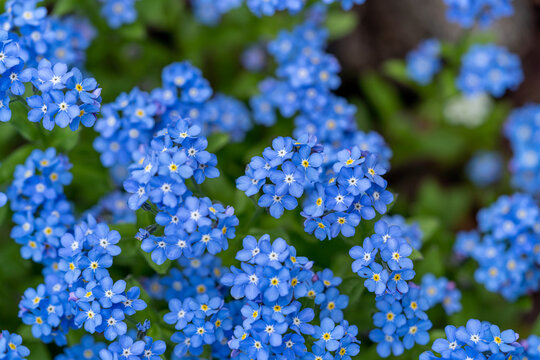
xmin=0 ymin=0 xmax=539 ymax=359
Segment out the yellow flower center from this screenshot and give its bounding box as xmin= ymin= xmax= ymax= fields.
xmin=327 ymin=301 xmax=335 ymax=310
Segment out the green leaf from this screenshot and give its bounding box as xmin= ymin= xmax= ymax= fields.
xmin=51 ymin=0 xmax=77 ymax=16
xmin=207 ymin=132 xmax=230 ymax=153
xmin=410 ymin=248 xmax=424 ymax=261
xmin=0 ymin=144 xmax=34 ymax=183
xmin=531 ymin=312 xmax=540 ymax=335
xmin=326 ymin=11 xmax=357 ymax=39
xmin=412 ymin=216 xmax=440 ymax=243
xmin=382 ymin=59 xmax=412 ymax=85
xmin=141 ymin=249 xmax=173 ymax=275
xmin=359 ymin=73 xmax=402 ymax=122
xmin=8 ymin=102 xmax=42 ymax=143
xmin=47 ymin=127 xmax=80 ymax=152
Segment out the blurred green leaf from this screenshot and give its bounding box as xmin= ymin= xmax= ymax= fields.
xmin=326 ymin=11 xmax=357 ymax=39
xmin=0 ymin=144 xmax=34 ymax=183
xmin=207 ymin=132 xmax=231 ymax=153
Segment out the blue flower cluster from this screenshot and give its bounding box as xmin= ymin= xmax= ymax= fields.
xmin=190 ymin=0 xmax=365 ymax=24
xmin=98 ymin=0 xmax=138 ymax=28
xmin=94 ymin=61 xmax=251 ymax=184
xmin=466 ymin=151 xmax=503 ymax=187
xmin=382 ymin=215 xmax=423 ymax=250
xmin=55 ymin=335 xmax=105 ymax=360
xmin=100 ymin=334 xmax=166 ymax=360
xmin=237 ymin=135 xmax=393 ymax=240
xmin=124 ymin=118 xmax=238 ymax=264
xmin=406 ymin=39 xmax=442 ymax=85
xmin=369 ymin=273 xmax=463 ymax=358
xmin=7 ymin=148 xmax=74 ymax=263
xmin=420 ymin=274 xmax=462 ymax=315
xmin=505 ymin=104 xmax=540 ymax=194
xmin=221 ymin=234 xmax=360 ymax=360
xmin=421 ymin=319 xmax=522 ymax=360
xmin=443 ymin=0 xmax=514 ymax=28
xmin=369 ymin=289 xmax=432 ymax=357
xmin=250 ymin=19 xmax=392 ymax=165
xmin=3 ymin=0 xmax=95 ymax=67
xmin=457 ymin=44 xmax=523 ymax=98
xmin=0 ymin=331 xmax=30 ymax=360
xmin=454 ymin=193 xmax=540 ymax=300
xmin=18 ymin=214 xmax=148 ymax=344
xmin=0 ymin=1 xmax=99 ymax=126
xmin=349 ymin=220 xmax=415 ymax=296
xmin=0 ymin=31 xmax=101 ymax=128
xmin=141 ymin=254 xmax=227 ymax=303
xmin=85 ymin=191 xmax=136 ymax=225
xmin=25 ymin=59 xmax=102 ymax=130
xmin=6 ymin=149 xmax=147 ymax=346
xmin=522 ymin=335 xmax=540 ymax=360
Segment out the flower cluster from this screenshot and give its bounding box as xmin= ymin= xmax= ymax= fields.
xmin=94 ymin=61 xmax=251 ymax=184
xmin=421 ymin=319 xmax=522 ymax=360
xmin=505 ymin=104 xmax=540 ymax=194
xmin=0 ymin=1 xmax=99 ymax=127
xmin=3 ymin=0 xmax=95 ymax=67
xmin=7 ymin=148 xmax=74 ymax=263
xmin=18 ymin=215 xmax=147 ymax=344
xmin=457 ymin=44 xmax=523 ymax=98
xmin=124 ymin=118 xmax=238 ymax=264
xmin=190 ymin=0 xmax=365 ymax=25
xmin=406 ymin=39 xmax=442 ymax=85
xmin=55 ymin=335 xmax=105 ymax=360
xmin=25 ymin=59 xmax=102 ymax=130
xmin=0 ymin=30 xmax=101 ymax=129
xmin=454 ymin=193 xmax=540 ymax=300
xmin=369 ymin=274 xmax=462 ymax=358
xmin=98 ymin=0 xmax=138 ymax=28
xmin=6 ymin=149 xmax=147 ymax=345
xmin=466 ymin=151 xmax=503 ymax=187
xmin=420 ymin=274 xmax=462 ymax=315
xmin=221 ymin=234 xmax=360 ymax=360
xmin=369 ymin=290 xmax=432 ymax=357
xmin=250 ymin=19 xmax=392 ymax=165
xmin=100 ymin=334 xmax=166 ymax=360
xmin=382 ymin=215 xmax=423 ymax=250
xmin=0 ymin=331 xmax=30 ymax=360
xmin=522 ymin=335 xmax=540 ymax=360
xmin=443 ymin=0 xmax=514 ymax=28
xmin=349 ymin=220 xmax=415 ymax=296
xmin=237 ymin=135 xmax=393 ymax=240
xmin=85 ymin=191 xmax=136 ymax=225
xmin=142 ymin=254 xmax=227 ymax=302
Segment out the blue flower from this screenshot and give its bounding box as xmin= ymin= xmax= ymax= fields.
xmin=488 ymin=325 xmax=518 ymax=353
xmin=398 ymin=319 xmax=432 ymax=349
xmin=49 ymin=90 xmax=80 ymax=128
xmin=381 ymin=238 xmax=413 ymax=270
xmin=258 ymin=184 xmax=298 ymax=218
xmin=350 ymin=237 xmax=377 ymax=273
xmin=373 ymin=298 xmax=406 ymax=335
xmin=457 ymin=44 xmax=522 ymax=98
xmin=369 ymin=328 xmax=404 ymax=357
xmin=270 ymin=160 xmax=305 ymax=198
xmin=432 ymin=325 xmax=462 ymax=358
xmin=406 ymin=39 xmax=442 ymax=85
xmin=313 ymin=318 xmax=344 ymax=351
xmin=358 ymin=262 xmax=388 ymax=295
xmin=74 ymin=301 xmax=102 ymax=333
